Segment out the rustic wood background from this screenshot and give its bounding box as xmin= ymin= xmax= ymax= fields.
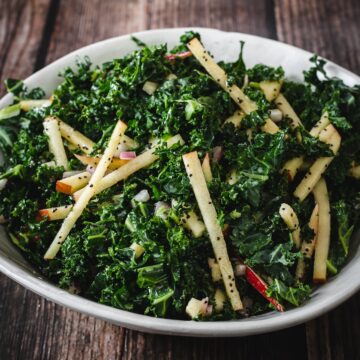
xmin=0 ymin=0 xmax=359 ymax=359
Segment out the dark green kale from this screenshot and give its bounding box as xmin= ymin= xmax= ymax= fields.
xmin=267 ymin=279 xmax=311 ymax=307
xmin=247 ymin=64 xmax=284 ymax=82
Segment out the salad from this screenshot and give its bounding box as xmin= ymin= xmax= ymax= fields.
xmin=0 ymin=31 xmax=359 ymax=320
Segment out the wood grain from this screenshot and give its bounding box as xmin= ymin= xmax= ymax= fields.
xmin=273 ymin=1 xmax=360 ymax=359
xmin=0 ymin=272 xmax=308 ymax=360
xmin=0 ymin=0 xmax=359 ymax=359
xmin=274 ymin=0 xmax=360 ymax=74
xmin=45 ymin=0 xmax=277 ymax=64
xmin=142 ymin=0 xmax=277 ymax=38
xmin=45 ymin=0 xmax=147 ymax=64
xmin=0 ymin=0 xmax=52 ymax=96
xmin=306 ymin=291 xmax=360 ymax=360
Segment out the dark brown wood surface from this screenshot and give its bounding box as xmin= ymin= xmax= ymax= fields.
xmin=0 ymin=0 xmax=359 ymax=359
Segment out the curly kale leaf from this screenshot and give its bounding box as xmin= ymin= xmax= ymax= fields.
xmin=334 ymin=200 xmax=355 ymax=256
xmin=220 ymin=41 xmax=247 ymax=87
xmin=247 ymin=64 xmax=284 ymax=82
xmin=267 ymin=279 xmax=311 ymax=307
xmin=223 ymin=131 xmax=288 ymax=207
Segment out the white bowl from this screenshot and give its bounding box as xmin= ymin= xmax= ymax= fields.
xmin=0 ymin=28 xmax=359 ymax=337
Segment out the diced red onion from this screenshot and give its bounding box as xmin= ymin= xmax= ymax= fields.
xmin=165 ymin=51 xmax=192 ymax=61
xmin=86 ymin=165 xmax=95 ymax=174
xmin=200 ymin=297 xmax=209 ymax=315
xmin=119 ymin=151 xmax=136 ymax=160
xmin=212 ymin=146 xmax=223 ymax=163
xmin=270 ymin=109 xmax=283 ymax=122
xmin=134 ymin=189 xmax=150 ymax=202
xmin=234 ymin=264 xmax=246 ymax=277
xmin=0 ymin=179 xmax=7 ymax=191
xmin=86 ymin=165 xmax=110 ymax=175
xmin=62 ymin=170 xmax=84 ymax=179
xmin=205 ymin=304 xmax=213 ymax=316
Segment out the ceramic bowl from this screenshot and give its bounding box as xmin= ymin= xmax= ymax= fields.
xmin=0 ymin=28 xmax=359 ymax=337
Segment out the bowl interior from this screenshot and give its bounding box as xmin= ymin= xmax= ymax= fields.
xmin=0 ymin=27 xmax=359 ymax=337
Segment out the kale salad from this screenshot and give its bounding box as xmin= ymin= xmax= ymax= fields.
xmin=0 ymin=31 xmax=359 ymax=320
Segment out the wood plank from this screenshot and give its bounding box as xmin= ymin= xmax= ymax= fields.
xmin=46 ymin=0 xmax=277 ymax=64
xmin=0 ymin=275 xmax=129 ymax=359
xmin=1 ymin=0 xmax=360 ymax=359
xmin=273 ymin=1 xmax=360 ymax=359
xmin=274 ymin=0 xmax=360 ymax=73
xmin=0 ymin=273 xmax=308 ymax=360
xmin=0 ymin=2 xmax=57 ymax=357
xmin=143 ymin=0 xmax=277 ymax=39
xmin=306 ymin=292 xmax=360 ymax=360
xmin=0 ymin=0 xmax=53 ymax=96
xmin=45 ymin=0 xmax=147 ymax=64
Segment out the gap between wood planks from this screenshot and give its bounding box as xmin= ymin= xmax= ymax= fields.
xmin=34 ymin=0 xmax=60 ymax=71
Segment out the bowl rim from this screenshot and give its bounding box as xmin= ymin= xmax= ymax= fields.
xmin=0 ymin=27 xmax=359 ymax=337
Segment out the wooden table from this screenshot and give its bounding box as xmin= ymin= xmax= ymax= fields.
xmin=0 ymin=0 xmax=359 ymax=359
